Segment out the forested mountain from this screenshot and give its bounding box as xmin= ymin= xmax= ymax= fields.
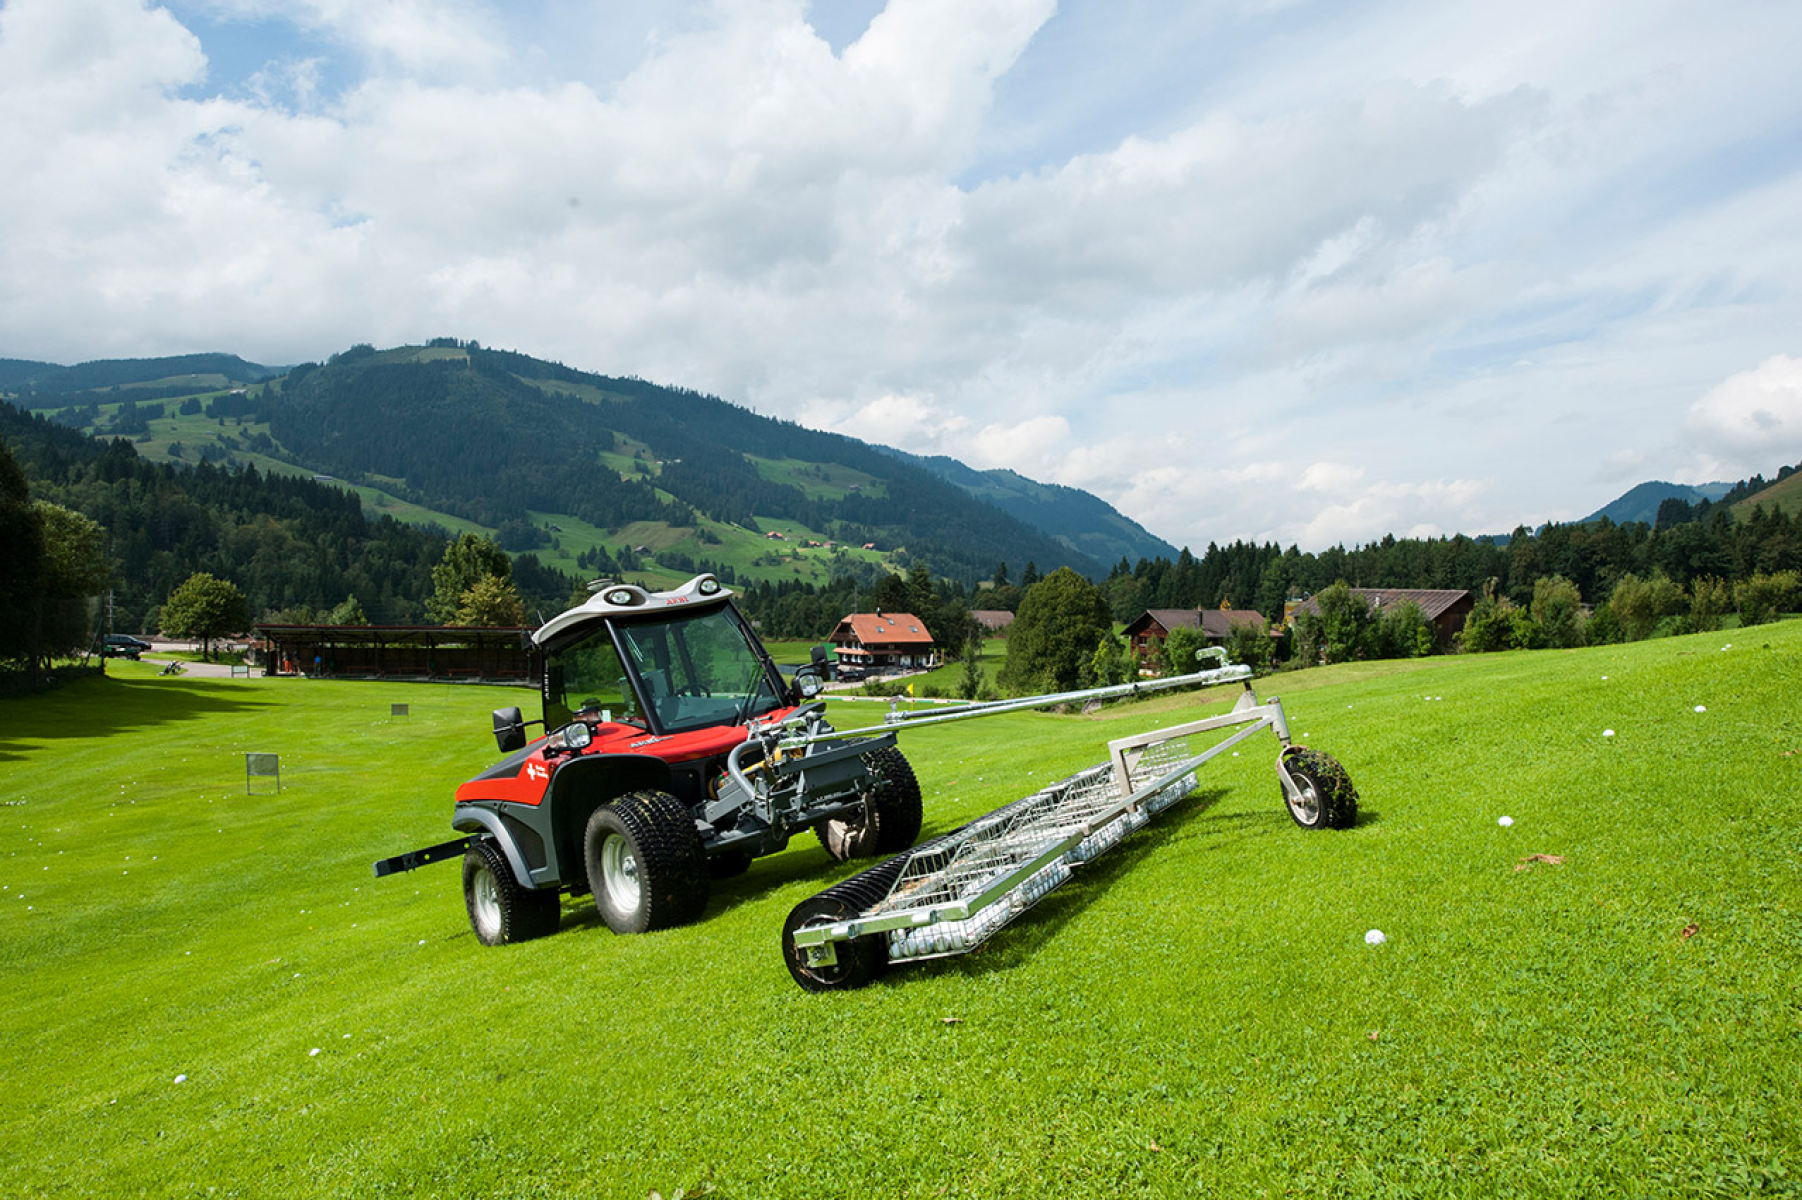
xmin=877 ymin=447 xmax=1179 ymax=566
xmin=0 ymin=402 xmax=575 ymax=630
xmin=261 ymin=344 xmax=1099 ymax=583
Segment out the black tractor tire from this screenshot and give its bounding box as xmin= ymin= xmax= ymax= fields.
xmin=1281 ymin=748 xmax=1359 ymax=830
xmin=462 ymin=839 xmax=560 ymax=945
xmin=584 ymin=790 xmax=710 ymax=934
xmin=815 ymin=746 xmax=924 ymax=861
xmin=707 ymin=850 xmax=754 ymax=880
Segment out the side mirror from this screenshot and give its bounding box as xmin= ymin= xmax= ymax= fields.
xmin=492 ymin=706 xmax=527 ymax=753
xmin=811 ymin=643 xmax=834 ymax=681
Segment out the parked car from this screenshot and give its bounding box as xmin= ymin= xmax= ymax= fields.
xmin=103 ymin=634 xmax=152 ymax=660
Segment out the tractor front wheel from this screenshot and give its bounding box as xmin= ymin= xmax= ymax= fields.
xmin=1280 ymin=748 xmax=1359 ymax=830
xmin=462 ymin=839 xmax=560 ymax=945
xmin=584 ymin=790 xmax=709 ymax=934
xmin=816 ymin=746 xmax=923 ymax=860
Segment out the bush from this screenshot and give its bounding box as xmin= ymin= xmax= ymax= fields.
xmin=1373 ymin=600 xmax=1434 ymax=659
xmin=1585 ymin=603 xmax=1623 ymax=645
xmin=1458 ymin=588 xmax=1516 ymax=653
xmin=1083 ymin=629 xmax=1134 ymax=687
xmin=1530 ymin=575 xmax=1585 ymax=648
xmin=1224 ymin=619 xmax=1276 ymax=670
xmin=1162 ymin=625 xmax=1208 ymax=676
xmin=1689 ymin=576 xmax=1732 ymax=633
xmin=1736 ymin=570 xmax=1800 ymax=626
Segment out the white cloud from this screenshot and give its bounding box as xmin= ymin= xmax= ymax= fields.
xmin=4 ymin=0 xmax=1802 ymax=554
xmin=1679 ymin=351 xmax=1802 ymax=475
xmin=1684 ymin=355 xmax=1802 ymax=464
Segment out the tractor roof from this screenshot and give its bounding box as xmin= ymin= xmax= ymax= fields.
xmin=532 ymin=574 xmax=735 ymax=647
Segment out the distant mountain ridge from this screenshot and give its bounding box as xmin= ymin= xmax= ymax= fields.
xmin=1579 ymin=479 xmax=1734 ymax=526
xmin=0 ymin=353 xmax=279 ymax=397
xmin=877 ymin=447 xmax=1180 ymax=567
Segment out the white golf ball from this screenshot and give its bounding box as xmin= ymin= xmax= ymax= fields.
xmin=1497 ymin=815 xmax=1513 ymax=827
xmin=1365 ymin=929 xmax=1387 ymax=945
xmin=1603 ymin=729 xmax=1615 ymax=737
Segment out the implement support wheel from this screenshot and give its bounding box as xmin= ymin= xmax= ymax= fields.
xmin=1280 ymin=747 xmax=1359 ymax=830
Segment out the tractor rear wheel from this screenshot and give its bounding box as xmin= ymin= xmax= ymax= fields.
xmin=1281 ymin=748 xmax=1359 ymax=830
xmin=584 ymin=790 xmax=709 ymax=933
xmin=462 ymin=839 xmax=560 ymax=945
xmin=816 ymin=746 xmax=923 ymax=861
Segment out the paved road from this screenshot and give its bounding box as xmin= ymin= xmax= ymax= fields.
xmin=138 ymin=639 xmax=260 ymax=679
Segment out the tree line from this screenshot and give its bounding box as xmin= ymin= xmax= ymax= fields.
xmin=0 ymin=403 xmax=581 ymax=643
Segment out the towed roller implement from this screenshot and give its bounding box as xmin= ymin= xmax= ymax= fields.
xmin=782 ymin=675 xmax=1358 ymax=991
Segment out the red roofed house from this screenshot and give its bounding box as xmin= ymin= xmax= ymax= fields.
xmin=1123 ymin=607 xmax=1270 ymax=669
xmin=829 ymin=611 xmax=938 ymax=675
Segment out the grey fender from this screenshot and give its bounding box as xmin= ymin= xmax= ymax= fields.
xmin=450 ymin=808 xmax=542 ymax=890
xmin=541 ymin=753 xmax=677 ymax=887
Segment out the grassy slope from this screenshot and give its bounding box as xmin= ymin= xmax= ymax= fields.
xmin=1733 ymin=471 xmax=1802 ymax=519
xmin=3 ymin=622 xmax=1798 ymax=1196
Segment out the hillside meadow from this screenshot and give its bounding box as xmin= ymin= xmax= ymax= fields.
xmin=1 ymin=622 xmax=1798 ymax=1197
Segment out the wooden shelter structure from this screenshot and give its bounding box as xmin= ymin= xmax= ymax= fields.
xmin=255 ymin=624 xmax=537 ymax=683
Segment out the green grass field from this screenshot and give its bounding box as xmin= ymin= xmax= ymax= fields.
xmin=3 ymin=624 xmax=1799 ymax=1196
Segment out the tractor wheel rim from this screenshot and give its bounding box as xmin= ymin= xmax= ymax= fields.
xmin=602 ymin=833 xmax=641 ymax=913
xmin=472 ymin=865 xmax=502 ymax=936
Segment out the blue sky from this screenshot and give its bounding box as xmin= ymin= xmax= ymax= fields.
xmin=3 ymin=0 xmax=1801 ymax=553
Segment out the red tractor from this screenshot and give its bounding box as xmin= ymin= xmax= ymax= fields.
xmin=374 ymin=574 xmax=921 ymax=944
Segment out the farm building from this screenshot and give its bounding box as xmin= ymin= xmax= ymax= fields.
xmin=1288 ymin=588 xmax=1474 ymax=649
xmin=971 ymin=610 xmax=1015 ymax=634
xmin=828 ymin=611 xmax=937 ymax=674
xmin=256 ymin=623 xmax=536 ymax=683
xmin=1125 ymin=607 xmax=1270 ymax=668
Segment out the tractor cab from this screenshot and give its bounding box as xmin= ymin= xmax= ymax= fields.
xmin=493 ymin=574 xmax=830 ymax=751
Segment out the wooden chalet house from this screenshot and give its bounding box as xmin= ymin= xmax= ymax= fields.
xmin=1289 ymin=588 xmax=1474 ymax=649
xmin=828 ymin=611 xmax=938 ymax=675
xmin=1124 ymin=607 xmax=1270 ymax=669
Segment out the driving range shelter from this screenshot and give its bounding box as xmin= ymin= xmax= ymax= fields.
xmin=256 ymin=624 xmax=537 ymax=684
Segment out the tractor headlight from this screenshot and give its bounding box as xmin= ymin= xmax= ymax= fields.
xmin=563 ymin=722 xmax=593 ymax=750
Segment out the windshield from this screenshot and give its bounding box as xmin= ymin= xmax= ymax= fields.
xmin=547 ymin=629 xmax=641 ymax=730
xmin=613 ymin=604 xmax=784 ymax=733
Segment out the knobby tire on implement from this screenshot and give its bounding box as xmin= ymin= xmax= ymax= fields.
xmin=584 ymin=790 xmax=709 ymax=934
xmin=462 ymin=839 xmax=560 ymax=945
xmin=1280 ymin=748 xmax=1359 ymax=830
